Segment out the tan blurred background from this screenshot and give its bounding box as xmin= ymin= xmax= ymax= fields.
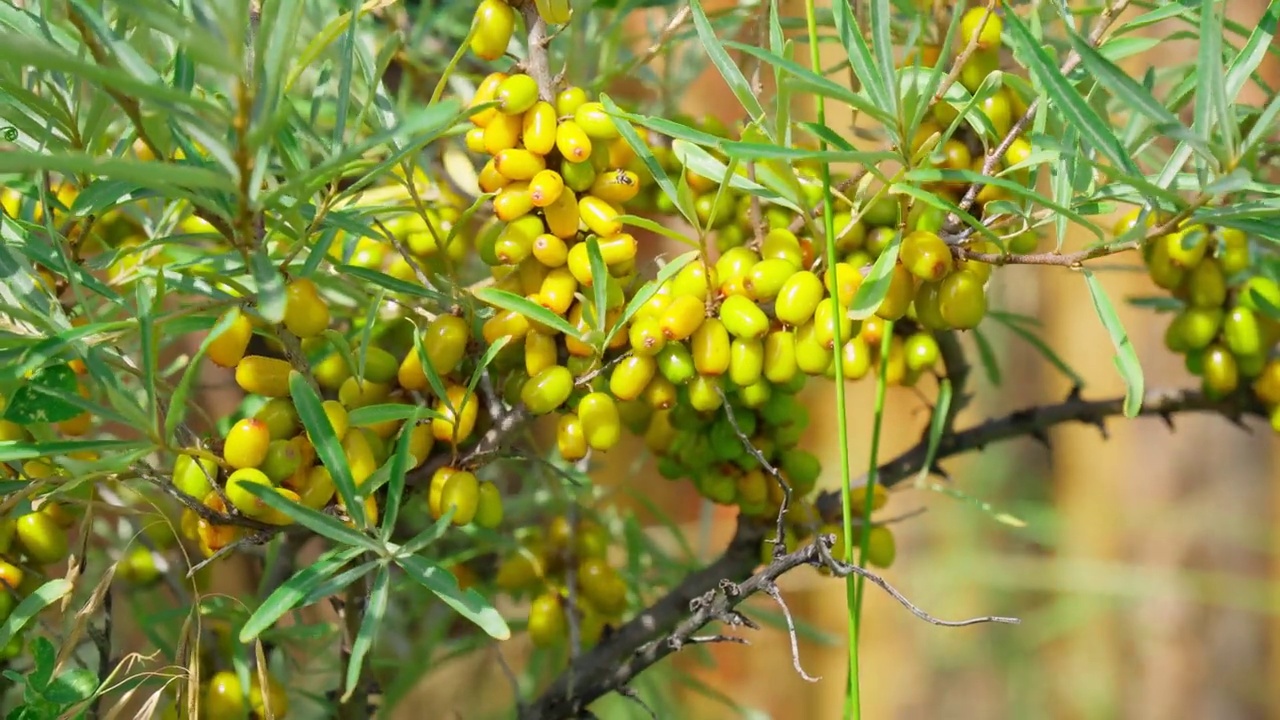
xmin=102 ymin=1 xmax=1280 ymax=718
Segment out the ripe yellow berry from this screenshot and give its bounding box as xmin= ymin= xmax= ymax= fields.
xmin=521 ymin=365 xmax=574 ymax=414
xmin=235 ymin=356 xmax=293 ymax=397
xmin=543 ymin=186 xmax=581 ymax=239
xmin=495 ymin=74 xmax=540 ymax=115
xmin=610 ymin=354 xmax=657 ymax=401
xmin=573 ymin=102 xmax=620 ymax=139
xmin=522 ymin=101 xmax=558 ymax=155
xmin=529 ymin=169 xmax=565 ymax=207
xmin=960 ymin=7 xmax=1003 ymax=50
xmin=469 ymin=73 xmax=508 ymax=127
xmin=283 ymin=278 xmax=330 ymax=338
xmin=441 ymin=471 xmax=480 ymax=525
xmin=225 ymin=468 xmax=275 ymax=518
xmin=208 ymin=309 xmax=254 ymax=368
xmin=470 ymin=0 xmax=515 ymax=61
xmin=899 ymin=230 xmax=954 ymax=282
xmin=528 ymin=592 xmax=567 ymax=647
xmin=224 ymin=418 xmax=271 ymax=469
xmin=578 ymin=392 xmax=621 ymax=451
xmin=556 ymin=120 xmax=593 ymax=163
xmin=484 ymin=112 xmax=524 ymax=155
xmin=556 ymin=86 xmax=588 ymax=116
xmin=718 ymin=294 xmax=770 ymax=339
xmin=659 ymin=294 xmax=706 ymax=341
xmin=578 ymin=194 xmax=623 ymax=237
xmin=590 ymin=169 xmax=640 ymax=204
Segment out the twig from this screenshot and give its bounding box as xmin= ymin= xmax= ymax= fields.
xmin=761 ymin=583 xmax=820 ymax=683
xmin=714 ymin=384 xmax=789 ymax=559
xmin=614 ymin=5 xmax=693 ymax=80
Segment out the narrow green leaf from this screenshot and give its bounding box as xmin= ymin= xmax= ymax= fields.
xmin=0 ymin=151 xmax=233 ymax=193
xmin=904 ymin=168 xmax=1103 ymax=242
xmin=464 ymin=335 xmax=511 ymax=402
xmin=914 ymin=379 xmax=952 ymax=484
xmin=1240 ymin=87 xmax=1280 ymax=158
xmin=868 ymin=0 xmax=897 ymax=121
xmin=396 ymin=554 xmax=511 ymax=640
xmin=1001 ymin=4 xmax=1140 ymax=175
xmin=299 ymin=559 xmax=381 ymax=607
xmin=332 ymin=0 xmax=363 ymax=149
xmin=1081 ymin=270 xmax=1143 ymax=417
xmin=1225 ymin=0 xmax=1279 ymax=102
xmin=848 ymin=233 xmax=900 ymax=320
xmin=472 ymin=287 xmax=584 ymax=340
xmin=614 ymin=215 xmax=698 ymax=247
xmin=724 ymin=42 xmax=893 ymax=123
xmin=1195 ymin=0 xmax=1236 ymax=155
xmin=605 ymin=251 xmax=700 ymax=347
xmin=251 ymin=247 xmax=286 ymax=325
xmin=0 ymin=579 xmax=73 ymax=648
xmin=136 ymin=281 xmax=159 ymax=437
xmin=0 ymin=439 xmax=148 ymax=463
xmin=586 ymin=237 xmax=610 ymax=337
xmin=379 ymin=409 xmax=421 ymax=541
xmin=990 ymin=312 xmax=1085 ymax=387
xmin=410 ymin=326 xmax=451 ymax=414
xmin=336 ymin=265 xmax=449 ymax=304
xmin=971 ymin=326 xmax=1002 ymax=386
xmin=923 ymin=481 xmax=1027 ymax=528
xmin=1068 ymin=29 xmax=1212 ymax=161
xmin=668 ymin=141 xmax=804 ymax=214
xmin=830 ymin=0 xmax=889 ymax=113
xmin=239 ymin=546 xmax=362 ymax=643
xmin=343 ymin=566 xmax=389 ymax=700
xmin=289 ymin=371 xmax=365 ymax=528
xmin=240 ymin=481 xmax=381 ymax=552
xmin=399 ymin=507 xmax=458 ymax=557
xmin=688 ymin=0 xmax=766 ymax=126
xmin=347 ymin=403 xmax=441 ymax=427
xmin=167 ymin=307 xmax=242 ymax=441
xmin=600 ymin=94 xmax=696 ymax=227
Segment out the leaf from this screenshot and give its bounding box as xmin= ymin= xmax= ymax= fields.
xmin=868 ymin=0 xmax=898 ymax=122
xmin=688 ymin=0 xmax=766 ymax=126
xmin=971 ymin=327 xmax=1002 ymax=386
xmin=3 ymin=364 xmax=82 ymax=424
xmin=336 ymin=264 xmax=449 ymax=304
xmin=989 ymin=312 xmax=1085 ymax=387
xmin=167 ymin=308 xmax=244 ymax=441
xmin=586 ymin=237 xmax=609 ymax=338
xmin=398 ymin=507 xmax=458 ymax=557
xmin=0 ymin=439 xmax=148 ymax=463
xmin=1195 ymin=0 xmax=1236 ymax=156
xmin=915 ymin=379 xmax=952 ymax=484
xmin=44 ymin=668 xmax=98 ymax=705
xmin=604 ymin=251 xmax=699 ymax=347
xmin=347 ymin=403 xmax=440 ymax=427
xmin=239 ymin=480 xmax=381 ymax=552
xmin=669 ymin=140 xmax=804 ymax=214
xmin=1068 ymin=29 xmax=1212 ymax=161
xmin=922 ymin=481 xmax=1027 ymax=528
xmin=599 ymin=94 xmax=696 ymax=227
xmin=1225 ymin=0 xmax=1279 ymax=102
xmin=903 ymin=168 xmax=1103 ymax=242
xmin=379 ymin=408 xmax=421 ymax=541
xmin=848 ymin=232 xmax=901 ymax=320
xmin=343 ymin=566 xmax=389 ymax=701
xmin=1001 ymin=4 xmax=1140 ymax=176
xmin=251 ymin=247 xmax=286 ymax=325
xmin=0 ymin=579 xmax=73 ymax=649
xmin=613 ymin=215 xmax=697 ymax=247
xmin=289 ymin=372 xmax=365 ymax=528
xmin=396 ymin=554 xmax=510 ymax=640
xmin=239 ymin=546 xmax=363 ymax=643
xmin=723 ymin=42 xmax=893 ymax=123
xmin=1082 ymin=270 xmax=1143 ymax=417
xmin=830 ymin=0 xmax=889 ymax=115
xmin=472 ymin=287 xmax=584 ymax=340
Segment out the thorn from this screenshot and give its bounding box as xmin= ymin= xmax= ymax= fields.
xmin=930 ymin=464 xmax=951 ymax=481
xmin=1067 ymin=384 xmax=1084 ymax=402
xmin=720 ymin=580 xmax=741 ymax=597
xmin=1159 ymin=411 xmax=1176 ymax=430
xmin=1092 ymin=416 xmax=1109 ymax=440
xmin=1031 ymin=429 xmax=1051 ymax=448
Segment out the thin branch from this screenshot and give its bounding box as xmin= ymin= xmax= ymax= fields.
xmin=761 ymin=583 xmax=820 ymax=683
xmin=614 ymin=5 xmax=693 ymax=80
xmin=518 ymin=4 xmax=557 ymax=101
xmin=715 ymin=383 xmax=789 ymax=558
xmin=787 ymin=172 xmax=865 ymax=235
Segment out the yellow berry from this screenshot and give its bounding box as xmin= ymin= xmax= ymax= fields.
xmin=235 ymin=356 xmax=293 ymax=397
xmin=283 ymin=278 xmax=330 ymax=338
xmin=208 ymin=309 xmax=254 ymax=368
xmin=224 ymin=418 xmax=271 ymax=469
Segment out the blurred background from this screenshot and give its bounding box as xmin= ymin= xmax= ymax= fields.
xmin=95 ymin=1 xmax=1279 ymax=718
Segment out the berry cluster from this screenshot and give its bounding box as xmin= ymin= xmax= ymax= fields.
xmin=492 ymin=516 xmax=627 ymax=648
xmin=1136 ymin=210 xmax=1280 ymax=425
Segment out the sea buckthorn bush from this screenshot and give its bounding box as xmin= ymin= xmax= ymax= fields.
xmin=0 ymin=0 xmax=1276 ymax=717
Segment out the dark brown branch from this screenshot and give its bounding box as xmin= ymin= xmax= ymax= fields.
xmin=815 ymin=386 xmax=1264 ymax=521
xmin=521 ymin=528 xmax=1015 ymax=719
